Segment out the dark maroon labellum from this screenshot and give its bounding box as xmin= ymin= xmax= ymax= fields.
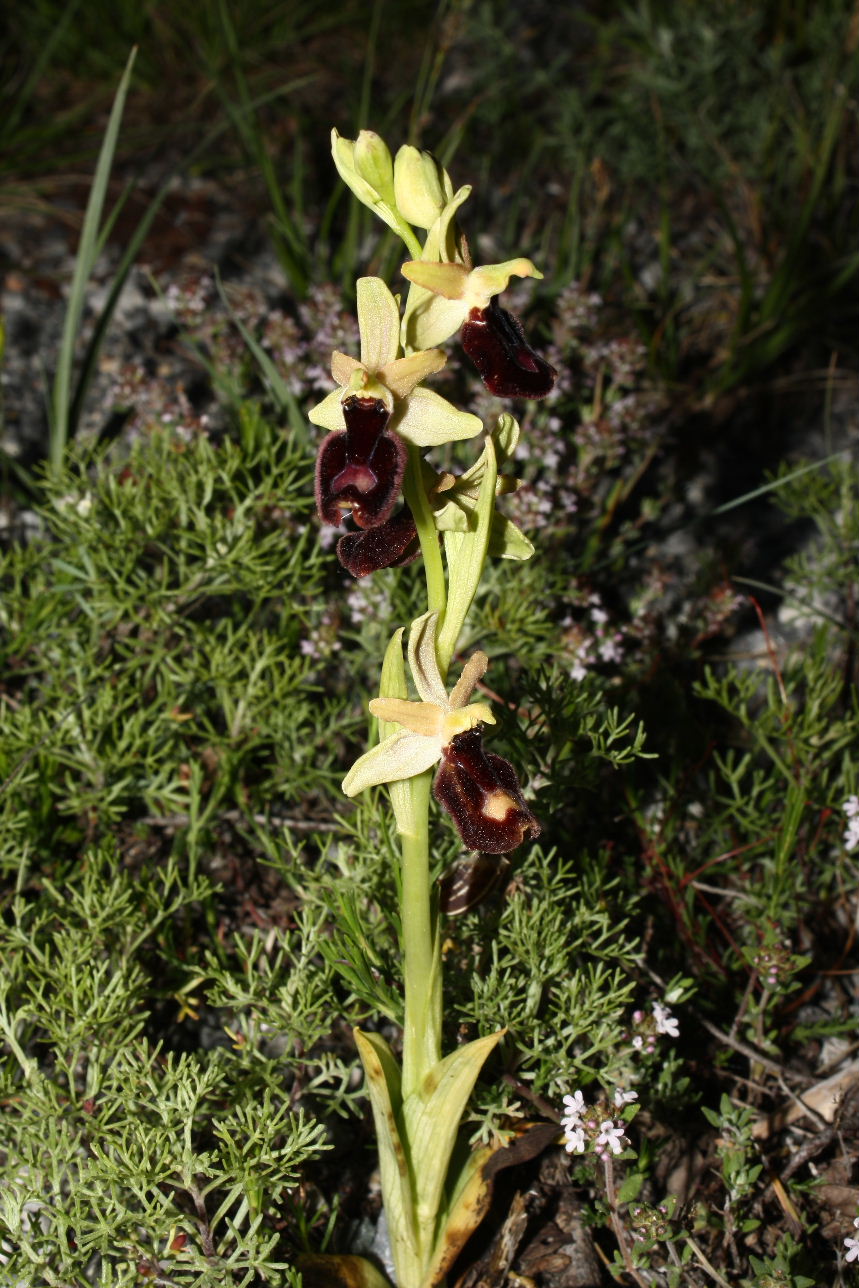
xmin=460 ymin=297 xmax=557 ymax=400
xmin=314 ymin=395 xmax=407 ymax=529
xmin=438 ymin=853 xmax=510 ymax=916
xmin=337 ymin=508 xmax=421 ymax=578
xmin=434 ymin=728 xmax=541 ymax=854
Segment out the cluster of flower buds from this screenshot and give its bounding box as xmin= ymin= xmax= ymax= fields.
xmin=751 ymin=938 xmax=796 ymax=991
xmin=629 ymin=1201 xmax=672 ymax=1243
xmin=313 ymin=131 xmax=556 ymax=578
xmin=560 ymin=1086 xmax=637 ymax=1159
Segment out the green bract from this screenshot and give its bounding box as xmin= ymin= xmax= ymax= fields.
xmin=429 ymin=414 xmax=535 ymax=561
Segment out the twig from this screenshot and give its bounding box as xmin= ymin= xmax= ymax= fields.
xmin=684 ymin=1236 xmax=733 ymax=1288
xmin=697 ymin=1015 xmax=812 ymax=1086
xmin=601 ymin=1156 xmax=652 ymax=1288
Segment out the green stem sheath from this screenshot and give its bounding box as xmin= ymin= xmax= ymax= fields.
xmin=400 ymin=769 xmax=441 ymax=1098
xmin=400 ymin=447 xmax=446 ymax=1100
xmin=403 ymin=444 xmax=446 ymax=627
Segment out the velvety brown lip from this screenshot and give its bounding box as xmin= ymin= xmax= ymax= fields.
xmin=460 ymin=297 xmax=557 ymax=400
xmin=314 ymin=395 xmax=407 ymax=529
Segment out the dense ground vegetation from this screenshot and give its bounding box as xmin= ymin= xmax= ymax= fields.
xmin=0 ymin=2 xmax=857 ymax=1284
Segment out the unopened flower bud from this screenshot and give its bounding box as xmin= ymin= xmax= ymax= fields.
xmin=354 ymin=130 xmax=396 ymax=206
xmin=394 ymin=145 xmax=453 ymax=228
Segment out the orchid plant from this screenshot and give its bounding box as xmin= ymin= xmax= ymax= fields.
xmin=305 ymin=131 xmax=556 ymax=1288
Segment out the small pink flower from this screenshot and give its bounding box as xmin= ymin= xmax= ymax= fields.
xmin=564 ymin=1125 xmax=586 ymax=1154
xmin=562 ymin=1090 xmax=586 ymax=1125
xmin=596 ymin=1120 xmax=625 ymax=1156
xmin=614 ymin=1087 xmax=638 ymax=1107
xmin=652 ymin=1002 xmax=679 ymax=1038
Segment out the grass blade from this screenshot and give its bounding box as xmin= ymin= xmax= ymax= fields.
xmin=49 ymin=46 xmax=137 ymax=471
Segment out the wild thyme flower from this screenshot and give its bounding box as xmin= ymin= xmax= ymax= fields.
xmin=843 ymin=796 xmax=859 ymax=852
xmin=560 ymin=1089 xmax=632 ymax=1159
xmin=595 ymin=1120 xmax=625 ymax=1158
xmin=652 ymin=1002 xmax=679 ymax=1038
xmin=561 ymin=1089 xmax=586 ymax=1126
xmin=342 ymin=612 xmax=540 ymax=853
xmin=845 ymin=1217 xmax=859 ymax=1262
xmin=629 ymin=1001 xmax=679 ymax=1052
xmin=613 ymin=1087 xmax=638 ymax=1107
xmin=563 ymin=1124 xmax=587 ymax=1154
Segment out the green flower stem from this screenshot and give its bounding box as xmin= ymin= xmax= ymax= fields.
xmin=396 ymin=218 xmax=425 ymax=261
xmin=403 ymin=444 xmax=446 ymax=628
xmin=400 ymin=769 xmax=441 ymax=1099
xmin=400 ymin=445 xmax=452 ymax=1099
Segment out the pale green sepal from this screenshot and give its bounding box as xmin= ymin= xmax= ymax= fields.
xmin=378 ymin=628 xmax=419 ymax=838
xmin=401 ymin=1029 xmax=505 ymax=1251
xmin=489 ymin=514 xmax=535 ymax=561
xmin=308 ymin=388 xmax=346 ymax=431
xmin=395 ymin=388 xmax=482 ymax=447
xmin=357 ymin=277 xmax=400 ymax=372
xmin=354 ymin=131 xmax=397 ymax=207
xmin=437 ymin=436 xmax=497 ymax=671
xmin=422 ymin=1144 xmax=495 ymax=1288
xmin=402 ymin=295 xmax=468 ymax=352
xmin=342 ymin=730 xmax=441 ymax=797
xmin=407 ymin=612 xmax=447 ymax=706
xmin=353 ymin=1029 xmax=421 ymax=1282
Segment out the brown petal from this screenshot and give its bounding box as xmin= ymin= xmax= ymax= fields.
xmin=337 ymin=508 xmax=420 ymax=577
xmin=438 ymin=853 xmax=510 ymax=916
xmin=434 ymin=728 xmax=541 ymax=853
